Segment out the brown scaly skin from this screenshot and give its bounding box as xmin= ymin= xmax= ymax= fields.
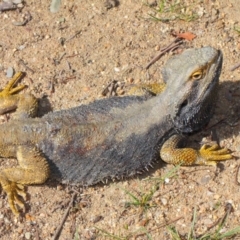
xmin=0 ymin=47 xmax=232 ymax=215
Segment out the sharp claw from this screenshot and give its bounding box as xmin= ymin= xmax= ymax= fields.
xmin=2 ymin=182 xmax=26 ymax=216
xmin=0 ymin=72 xmax=26 ymax=97
xmin=6 ymin=72 xmax=25 ymax=89
xmin=205 ymin=144 xmax=219 ymax=151
xmin=16 ymin=185 xmax=27 ymax=199
xmin=199 ymin=144 xmax=232 ymax=163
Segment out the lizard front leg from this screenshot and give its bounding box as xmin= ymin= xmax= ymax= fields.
xmin=0 ymin=72 xmax=38 ymax=119
xmin=160 ymin=135 xmax=232 ymax=166
xmin=0 ymin=73 xmax=49 ymax=215
xmin=0 ymin=145 xmax=50 ymax=215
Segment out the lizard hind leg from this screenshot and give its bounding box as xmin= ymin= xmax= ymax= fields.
xmin=0 ymin=72 xmax=38 ymax=119
xmin=0 ymin=145 xmax=50 ymax=215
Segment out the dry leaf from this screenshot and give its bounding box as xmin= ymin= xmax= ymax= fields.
xmin=175 ymin=32 xmax=197 ymax=41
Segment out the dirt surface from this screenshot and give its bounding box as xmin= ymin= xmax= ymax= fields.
xmin=1 ymin=0 xmax=240 ymax=239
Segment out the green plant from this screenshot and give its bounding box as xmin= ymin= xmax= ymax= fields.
xmin=123 ymin=185 xmax=157 ymax=210
xmin=146 ymin=0 xmax=199 ymax=22
xmin=167 ymin=207 xmax=240 ymax=239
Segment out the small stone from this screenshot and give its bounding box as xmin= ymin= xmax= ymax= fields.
xmin=56 ymin=184 xmax=63 ymax=190
xmin=12 ymin=0 xmax=22 ymax=3
xmin=25 ymin=232 xmax=31 ymax=239
xmin=164 ymin=178 xmax=170 ymax=184
xmin=152 ymin=191 xmax=160 ymax=198
xmin=6 ymin=67 xmax=14 ymax=78
xmin=18 ymin=45 xmax=25 ymax=50
xmin=197 ymin=6 xmax=205 ymax=17
xmin=117 ymin=90 xmax=125 ymax=95
xmin=79 ymin=201 xmax=88 ymax=208
xmin=161 ymin=198 xmax=168 ymax=205
xmin=147 ymin=0 xmax=157 ymax=7
xmin=213 ymin=194 xmax=220 ymax=200
xmin=39 ymin=213 xmax=46 ymax=218
xmin=155 ymin=45 xmax=160 ymax=51
xmin=91 ymin=215 xmax=103 ymax=223
xmin=4 ymin=217 xmax=10 ymax=224
xmin=17 ymin=228 xmax=24 ymax=234
xmin=200 ymin=175 xmax=211 ymax=184
xmin=202 ymin=218 xmax=213 ymax=225
xmin=50 ymin=0 xmax=62 ymax=13
xmin=128 ymin=77 xmax=134 ymax=83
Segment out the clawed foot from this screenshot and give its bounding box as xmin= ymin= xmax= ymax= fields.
xmin=1 ymin=181 xmax=26 ymax=216
xmin=0 ymin=72 xmax=26 ymax=98
xmin=197 ymin=144 xmax=232 ymax=166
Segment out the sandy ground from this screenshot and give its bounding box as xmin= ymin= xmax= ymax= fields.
xmin=1 ymin=0 xmax=240 ymax=239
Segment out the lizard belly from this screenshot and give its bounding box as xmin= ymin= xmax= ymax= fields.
xmin=38 ymin=116 xmax=172 ymax=185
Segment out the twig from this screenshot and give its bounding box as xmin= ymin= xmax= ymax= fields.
xmin=134 ymin=216 xmax=183 ymax=238
xmin=18 ymin=59 xmax=35 ymax=74
xmin=61 ymin=76 xmax=76 ymax=84
xmin=66 ymin=53 xmax=81 ymax=58
xmin=235 ymin=164 xmax=240 ymax=186
xmin=145 ymin=38 xmax=183 ymax=69
xmin=59 ymin=52 xmax=66 ymax=62
xmin=65 ymin=31 xmax=81 ymax=42
xmin=204 ymin=203 xmax=233 ymax=233
xmin=230 ymin=62 xmax=240 ymax=71
xmin=52 ymin=193 xmax=77 ymax=240
xmin=13 ymin=11 xmax=32 ymax=26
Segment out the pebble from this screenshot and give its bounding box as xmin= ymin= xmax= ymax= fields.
xmin=91 ymin=215 xmax=103 ymax=223
xmin=200 ymin=174 xmax=211 ymax=184
xmin=152 ymin=191 xmax=160 ymax=198
xmin=213 ymin=194 xmax=220 ymax=200
xmin=127 ymin=77 xmax=134 ymax=83
xmin=25 ymin=232 xmax=31 ymax=239
xmin=155 ymin=45 xmax=160 ymax=51
xmin=202 ymin=218 xmax=213 ymax=225
xmin=6 ymin=67 xmax=14 ymax=78
xmin=12 ymin=0 xmax=22 ymax=3
xmin=114 ymin=67 xmax=120 ymax=72
xmin=50 ymin=0 xmax=62 ymax=13
xmin=147 ymin=0 xmax=157 ymax=7
xmin=161 ymin=198 xmax=168 ymax=205
xmin=18 ymin=45 xmax=25 ymax=50
xmin=56 ymin=184 xmax=63 ymax=190
xmin=164 ymin=178 xmax=170 ymax=184
xmin=4 ymin=217 xmax=10 ymax=224
xmin=17 ymin=227 xmax=24 ymax=234
xmin=197 ymin=6 xmax=205 ymax=17
xmin=39 ymin=213 xmax=46 ymax=218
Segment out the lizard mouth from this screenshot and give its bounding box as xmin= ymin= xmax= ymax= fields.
xmin=173 ymin=49 xmax=223 ymax=134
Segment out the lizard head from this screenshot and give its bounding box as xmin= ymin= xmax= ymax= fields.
xmin=163 ymin=46 xmax=223 ymax=133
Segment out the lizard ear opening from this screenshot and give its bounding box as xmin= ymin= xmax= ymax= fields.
xmin=179 ymin=99 xmax=188 ymax=111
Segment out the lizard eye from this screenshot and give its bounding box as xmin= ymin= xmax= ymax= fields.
xmin=190 ymin=70 xmax=203 ymax=80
